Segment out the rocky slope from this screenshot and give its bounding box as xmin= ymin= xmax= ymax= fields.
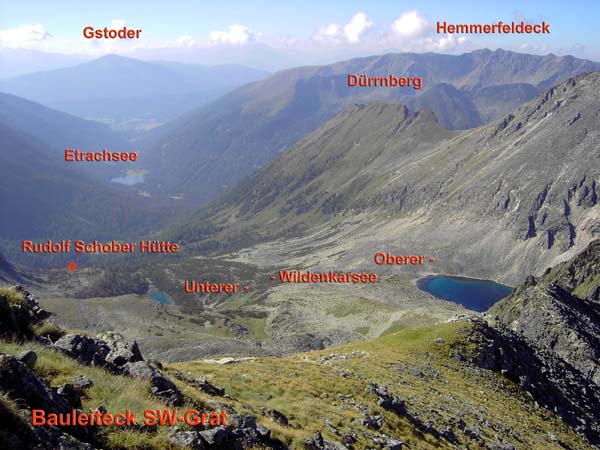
xmin=171 ymin=71 xmax=600 ymax=284
xmin=1 ymin=283 xmax=598 ymax=449
xmin=170 ymin=241 xmax=600 ymax=448
xmin=465 ymin=316 xmax=600 ymax=444
xmin=490 ymin=239 xmax=600 ymax=386
xmin=39 ymin=71 xmax=598 ymax=365
xmin=0 ymin=285 xmax=286 ymax=450
xmin=2 ymin=244 xmax=600 ymax=449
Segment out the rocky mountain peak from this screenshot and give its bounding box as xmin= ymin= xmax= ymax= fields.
xmin=489 ymin=71 xmax=600 ymax=141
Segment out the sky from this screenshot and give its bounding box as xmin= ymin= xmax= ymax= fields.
xmin=0 ymin=0 xmax=598 ymax=69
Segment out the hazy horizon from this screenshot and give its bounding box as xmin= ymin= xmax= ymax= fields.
xmin=2 ymin=45 xmax=599 ymax=80
xmin=2 ymin=0 xmax=598 ymax=76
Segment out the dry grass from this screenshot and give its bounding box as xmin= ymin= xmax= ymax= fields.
xmin=0 ymin=341 xmax=175 ymax=449
xmin=169 ymin=322 xmax=593 ymax=449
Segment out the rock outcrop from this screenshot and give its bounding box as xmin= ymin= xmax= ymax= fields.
xmin=0 ymin=286 xmax=286 ymax=449
xmin=167 ymin=413 xmax=287 ymax=450
xmin=0 ymin=286 xmax=50 ymax=340
xmin=491 ymin=240 xmax=600 ymax=387
xmin=461 ymin=317 xmax=600 ymax=444
xmin=0 ymin=353 xmax=97 ymax=449
xmin=53 ymin=332 xmax=185 ymax=406
xmin=123 ymin=361 xmax=183 ymax=406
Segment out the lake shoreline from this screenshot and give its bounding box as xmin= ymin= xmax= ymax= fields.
xmin=415 ymin=274 xmax=513 ymax=313
xmin=413 ymin=273 xmax=514 ymax=289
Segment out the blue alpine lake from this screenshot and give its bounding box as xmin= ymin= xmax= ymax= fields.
xmin=417 ymin=275 xmax=513 ymax=312
xmin=150 ymin=291 xmax=172 ymax=305
xmin=110 ymin=174 xmax=144 ymax=185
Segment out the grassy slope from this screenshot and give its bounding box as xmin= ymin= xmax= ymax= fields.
xmin=0 ymin=286 xmax=591 ymax=449
xmin=0 ymin=340 xmax=178 ymax=449
xmin=169 ymin=322 xmax=591 ymax=449
xmin=0 ymin=316 xmax=592 ymax=449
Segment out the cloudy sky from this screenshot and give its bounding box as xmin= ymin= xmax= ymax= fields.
xmin=0 ymin=0 xmax=598 ymax=69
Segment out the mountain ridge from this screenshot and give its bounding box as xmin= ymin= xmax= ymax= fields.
xmin=142 ymin=49 xmax=600 ymax=203
xmin=0 ymin=55 xmax=270 ymax=129
xmin=167 ymin=71 xmax=600 ymax=285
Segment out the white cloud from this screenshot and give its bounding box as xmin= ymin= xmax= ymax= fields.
xmin=425 ymin=34 xmax=462 ymax=51
xmin=383 ymin=10 xmax=470 ymax=53
xmin=319 ymin=24 xmax=342 ymax=40
xmin=519 ymin=42 xmax=548 ymax=53
xmin=174 ymin=34 xmax=195 ymax=47
xmin=209 ymin=24 xmax=259 ymax=45
xmin=343 ymin=12 xmax=373 ymax=43
xmin=390 ymin=10 xmax=427 ymax=37
xmin=111 ymin=19 xmax=126 ymax=29
xmin=0 ymin=24 xmax=52 ymax=49
xmin=314 ymin=12 xmax=373 ymax=44
xmin=277 ymin=35 xmax=298 ymax=47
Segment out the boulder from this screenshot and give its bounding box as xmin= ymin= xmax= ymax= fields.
xmin=53 ymin=335 xmax=110 ymax=368
xmin=255 ymin=423 xmax=271 ymax=439
xmin=147 ymin=359 xmax=163 ymax=370
xmin=31 ymin=425 xmax=95 ymax=450
xmin=54 ymin=384 xmax=82 ymax=409
xmin=342 ymin=432 xmax=358 ymax=447
xmin=122 ymin=361 xmax=183 ymax=406
xmin=96 ymin=332 xmax=143 ymax=366
xmin=387 ymin=440 xmax=403 ymax=450
xmin=168 ymin=427 xmax=206 ymax=449
xmin=305 ymin=430 xmax=324 ymax=449
xmin=175 ymin=371 xmax=225 ymax=396
xmin=73 ymin=375 xmax=93 ymax=390
xmin=54 ymin=332 xmax=143 ymax=373
xmin=305 ymin=430 xmax=348 ymax=450
xmin=16 ymin=350 xmax=37 ymax=368
xmin=0 ymin=355 xmax=95 ymax=445
xmin=262 ymin=408 xmax=288 ymax=426
xmin=0 ymin=354 xmax=71 ymax=414
xmin=368 ymin=382 xmax=406 ymax=416
xmin=360 ymin=413 xmax=383 ymax=430
xmin=199 ymin=427 xmax=235 ymax=448
xmin=11 ymin=285 xmax=51 ymax=321
xmin=227 ymin=414 xmax=257 ymax=430
xmin=225 ymin=414 xmax=287 ymax=449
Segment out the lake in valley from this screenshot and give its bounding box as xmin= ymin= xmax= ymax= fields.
xmin=417 ymin=275 xmax=513 ymax=312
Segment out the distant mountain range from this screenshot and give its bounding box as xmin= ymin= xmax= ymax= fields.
xmin=0 ymin=54 xmax=269 ymax=130
xmin=0 ymin=49 xmax=91 ymax=78
xmin=2 ymin=48 xmax=598 ymax=273
xmin=2 ymin=46 xmax=599 ymax=450
xmin=142 ymin=49 xmax=600 ymax=204
xmin=168 ymin=71 xmax=600 ymax=284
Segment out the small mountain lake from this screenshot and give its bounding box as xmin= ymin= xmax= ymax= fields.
xmin=110 ymin=174 xmax=144 ymax=185
xmin=417 ymin=275 xmax=513 ymax=312
xmin=150 ymin=291 xmax=172 ymax=305
xmin=110 ymin=169 xmax=148 ymax=186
